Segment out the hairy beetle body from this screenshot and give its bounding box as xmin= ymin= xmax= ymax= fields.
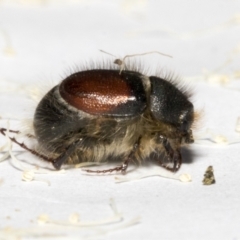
xmin=33 ymin=66 xmax=194 ymax=172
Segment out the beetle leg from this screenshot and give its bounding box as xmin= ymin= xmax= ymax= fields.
xmin=83 ymin=158 xmax=129 ymax=174
xmin=157 ymin=137 xmax=182 ymax=172
xmin=83 ymin=138 xmax=141 ymax=174
xmin=52 ymin=139 xmax=83 ymax=169
xmin=0 ymin=127 xmax=51 ymax=162
xmin=0 ymin=128 xmax=20 ymax=135
xmin=0 ymin=128 xmax=35 ymax=138
xmin=0 ymin=127 xmax=82 ymax=169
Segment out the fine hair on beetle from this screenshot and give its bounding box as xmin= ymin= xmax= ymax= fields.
xmin=0 ymin=53 xmax=198 ymax=174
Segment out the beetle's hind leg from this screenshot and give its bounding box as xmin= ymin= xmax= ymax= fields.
xmin=0 ymin=127 xmax=86 ymax=169
xmin=156 ymin=136 xmax=182 ymax=172
xmin=0 ymin=127 xmax=52 ymax=162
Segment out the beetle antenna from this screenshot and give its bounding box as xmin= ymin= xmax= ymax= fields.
xmin=100 ymin=49 xmax=173 ymax=74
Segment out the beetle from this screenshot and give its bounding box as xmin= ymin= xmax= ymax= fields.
xmin=1 ymin=62 xmax=195 ymax=174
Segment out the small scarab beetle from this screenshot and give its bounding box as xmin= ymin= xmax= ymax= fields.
xmin=1 ymin=59 xmax=195 ymax=174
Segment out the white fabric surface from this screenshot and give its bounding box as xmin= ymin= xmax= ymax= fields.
xmin=0 ymin=1 xmax=240 ymax=239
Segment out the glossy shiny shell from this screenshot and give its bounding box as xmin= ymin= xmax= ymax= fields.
xmin=59 ymin=70 xmax=147 ymax=116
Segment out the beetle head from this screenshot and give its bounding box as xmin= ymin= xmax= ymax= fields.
xmin=150 ymin=76 xmax=194 ymax=141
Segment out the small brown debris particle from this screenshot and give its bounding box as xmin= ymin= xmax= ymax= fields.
xmin=203 ymin=166 xmax=215 ymax=185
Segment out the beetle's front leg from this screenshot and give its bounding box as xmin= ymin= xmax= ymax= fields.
xmin=157 ymin=136 xmax=182 ymax=172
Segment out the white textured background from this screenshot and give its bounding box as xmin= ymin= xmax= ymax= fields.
xmin=0 ymin=1 xmax=240 ymax=239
